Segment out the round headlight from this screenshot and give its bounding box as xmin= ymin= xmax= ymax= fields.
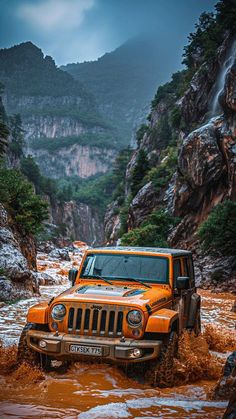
xmin=127 ymin=310 xmax=142 ymax=327
xmin=51 ymin=304 xmax=66 ymax=320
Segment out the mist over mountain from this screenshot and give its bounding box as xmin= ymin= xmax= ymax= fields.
xmin=62 ymin=36 xmax=174 ymax=146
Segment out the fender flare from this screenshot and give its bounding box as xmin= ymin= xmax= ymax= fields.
xmin=27 ymin=302 xmax=49 ymax=324
xmin=145 ymin=308 xmax=179 ymax=334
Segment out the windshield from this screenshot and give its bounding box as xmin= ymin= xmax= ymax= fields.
xmin=81 ymin=253 xmax=169 ymax=284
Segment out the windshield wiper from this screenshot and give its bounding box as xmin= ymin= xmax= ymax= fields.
xmin=115 ymin=276 xmax=151 ymax=289
xmin=82 ymin=275 xmax=113 ymax=286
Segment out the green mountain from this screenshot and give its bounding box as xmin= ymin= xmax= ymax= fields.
xmin=0 ymin=41 xmax=105 ymax=128
xmin=62 ymin=36 xmax=172 ymax=147
xmin=0 ymin=42 xmax=119 ymax=179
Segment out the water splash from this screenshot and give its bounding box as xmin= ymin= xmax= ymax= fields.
xmin=211 ymin=39 xmax=236 ymax=116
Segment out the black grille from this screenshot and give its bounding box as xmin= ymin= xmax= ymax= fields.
xmin=67 ymin=306 xmax=124 ymax=337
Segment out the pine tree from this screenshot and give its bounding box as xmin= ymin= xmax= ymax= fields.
xmin=130 ymin=149 xmax=150 ymax=197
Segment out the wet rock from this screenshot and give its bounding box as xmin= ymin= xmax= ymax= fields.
xmin=224 ymin=392 xmax=236 ymax=419
xmin=48 ymin=248 xmax=70 ymax=261
xmin=127 ymin=182 xmax=163 ymax=229
xmin=181 ymin=34 xmax=230 ymax=127
xmin=51 ymin=200 xmax=104 ymax=246
xmin=194 ymin=255 xmax=236 ymax=292
xmin=37 ymin=240 xmax=56 ymax=254
xmin=0 ymin=204 xmax=39 ymax=302
xmin=104 ymin=200 xmax=121 ymax=245
xmin=220 ymin=58 xmax=236 ymax=113
xmin=34 ymin=272 xmax=56 ymax=286
xmin=0 ymin=275 xmax=38 ymax=301
xmin=214 ymin=351 xmax=236 ymax=400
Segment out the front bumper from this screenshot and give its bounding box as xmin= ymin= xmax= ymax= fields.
xmin=26 ymin=330 xmax=162 ymax=363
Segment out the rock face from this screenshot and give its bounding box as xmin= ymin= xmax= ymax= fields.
xmin=0 ymin=42 xmax=117 ymax=180
xmin=51 ymin=200 xmax=104 ymax=246
xmin=0 ymin=204 xmax=39 ymax=301
xmin=181 ymin=34 xmax=232 ymax=127
xmin=169 ymin=57 xmax=236 ymax=250
xmin=28 ymin=143 xmax=116 ymax=179
xmin=128 ymin=182 xmax=164 ymax=229
xmin=104 ymin=200 xmax=121 ymax=244
xmin=104 ymin=37 xmax=236 ymax=290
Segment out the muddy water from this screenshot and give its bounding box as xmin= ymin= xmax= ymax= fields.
xmin=0 ymin=250 xmax=235 ymax=418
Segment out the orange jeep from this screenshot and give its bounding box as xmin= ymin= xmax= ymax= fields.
xmin=18 ymin=247 xmax=201 ymax=385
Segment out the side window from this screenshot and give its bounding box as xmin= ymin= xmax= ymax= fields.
xmin=183 ymin=258 xmax=190 ymax=277
xmin=173 ymin=259 xmax=181 ymax=287
xmin=183 ymin=257 xmax=195 ymax=287
xmin=188 ymin=257 xmax=195 ymax=286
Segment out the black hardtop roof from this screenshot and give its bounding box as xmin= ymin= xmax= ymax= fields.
xmin=89 ymin=246 xmax=192 ymax=257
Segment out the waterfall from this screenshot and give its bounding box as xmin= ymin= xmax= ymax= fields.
xmin=211 ymin=39 xmax=236 ymax=116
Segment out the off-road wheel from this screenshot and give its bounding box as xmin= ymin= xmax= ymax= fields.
xmin=194 ymin=308 xmax=201 ymax=336
xmin=17 ymin=322 xmax=51 ymax=370
xmin=146 ymin=331 xmax=178 ymax=388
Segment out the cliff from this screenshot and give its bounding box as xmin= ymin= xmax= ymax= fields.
xmin=104 ymin=32 xmax=236 ymax=291
xmin=27 ymin=143 xmax=116 ymax=179
xmin=0 ymin=42 xmax=116 ymax=179
xmin=51 ymin=200 xmax=104 ymax=246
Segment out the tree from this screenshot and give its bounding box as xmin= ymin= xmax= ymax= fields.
xmin=121 ymin=209 xmax=179 ymax=247
xmin=198 ymin=200 xmax=236 ymax=256
xmin=112 ymin=148 xmax=132 ymax=200
xmin=9 ymin=114 xmax=24 ymax=159
xmin=21 ymin=155 xmax=42 ymax=193
xmin=130 ymin=149 xmax=150 ymax=197
xmin=0 ymin=164 xmax=48 ymax=235
xmin=0 ymin=89 xmax=9 ymax=157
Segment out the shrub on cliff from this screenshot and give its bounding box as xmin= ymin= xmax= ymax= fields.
xmin=198 ymin=200 xmax=236 ymax=256
xmin=0 ymin=165 xmax=48 ymax=234
xmin=130 ymin=149 xmax=150 ymax=198
xmin=21 ymin=155 xmax=57 ymax=201
xmin=121 ymin=210 xmax=178 ymax=247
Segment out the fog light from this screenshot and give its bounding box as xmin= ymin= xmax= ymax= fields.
xmin=130 ymin=348 xmax=142 ymax=358
xmin=132 ymin=329 xmax=140 ymax=337
xmin=51 ymin=322 xmax=58 ymax=331
xmin=39 ymin=340 xmax=47 ymax=349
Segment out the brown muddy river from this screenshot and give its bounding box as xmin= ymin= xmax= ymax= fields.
xmin=0 ymin=249 xmax=235 ymax=418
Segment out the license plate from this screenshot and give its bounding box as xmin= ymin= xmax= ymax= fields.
xmin=69 ymin=344 xmax=102 ymax=356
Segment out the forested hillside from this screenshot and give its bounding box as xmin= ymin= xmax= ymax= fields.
xmin=62 ymin=36 xmax=172 ymax=147
xmin=0 ymin=42 xmax=117 ymax=180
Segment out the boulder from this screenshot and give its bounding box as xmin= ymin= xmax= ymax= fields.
xmin=0 ymin=204 xmax=39 ymax=302
xmin=214 ymin=351 xmax=236 ymax=403
xmin=194 ymin=254 xmax=236 ymax=292
xmin=127 ymin=182 xmax=163 ymax=229
xmin=33 ymin=272 xmax=56 ymax=286
xmin=48 ymin=248 xmax=70 ymax=261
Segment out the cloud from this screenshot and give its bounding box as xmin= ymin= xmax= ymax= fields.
xmin=17 ymin=0 xmax=95 ymax=31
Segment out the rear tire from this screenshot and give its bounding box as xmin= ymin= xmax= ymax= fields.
xmin=194 ymin=308 xmax=201 ymax=336
xmin=17 ymin=323 xmax=51 ymax=370
xmin=145 ymin=331 xmax=178 ymax=388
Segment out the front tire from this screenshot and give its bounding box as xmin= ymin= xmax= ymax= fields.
xmin=146 ymin=331 xmax=178 ymax=388
xmin=17 ymin=322 xmax=51 ymax=370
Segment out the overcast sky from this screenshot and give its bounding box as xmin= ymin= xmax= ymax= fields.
xmin=0 ymin=0 xmax=216 ymax=66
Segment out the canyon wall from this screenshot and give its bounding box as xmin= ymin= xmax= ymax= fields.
xmin=105 ymin=35 xmax=236 ymax=291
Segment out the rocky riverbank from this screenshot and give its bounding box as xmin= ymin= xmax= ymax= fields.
xmin=0 ymin=201 xmax=87 ymax=303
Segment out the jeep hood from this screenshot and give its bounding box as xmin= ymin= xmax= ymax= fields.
xmin=53 ymin=283 xmax=171 ymax=310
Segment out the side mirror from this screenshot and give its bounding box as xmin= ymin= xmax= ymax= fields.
xmin=68 ymin=269 xmax=78 ymax=286
xmin=176 ymin=276 xmax=189 ymax=290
